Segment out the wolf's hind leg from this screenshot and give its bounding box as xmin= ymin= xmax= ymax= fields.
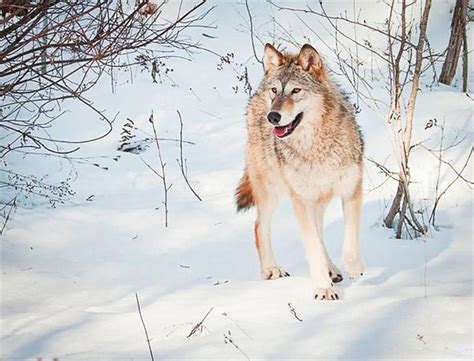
xmin=292 ymin=197 xmax=337 ymax=300
xmin=255 ymin=192 xmax=289 ymax=280
xmin=342 ymin=181 xmax=365 ymax=279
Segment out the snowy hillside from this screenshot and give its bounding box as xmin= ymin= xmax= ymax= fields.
xmin=1 ymin=1 xmax=472 ymax=360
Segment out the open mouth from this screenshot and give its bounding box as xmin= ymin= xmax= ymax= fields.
xmin=273 ymin=112 xmax=304 ymax=139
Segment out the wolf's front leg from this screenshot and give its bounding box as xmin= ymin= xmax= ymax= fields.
xmin=292 ymin=197 xmax=337 ymax=300
xmin=316 ymin=203 xmax=344 ymax=284
xmin=342 ymin=181 xmax=364 ymax=279
xmin=255 ymin=194 xmax=289 ymax=280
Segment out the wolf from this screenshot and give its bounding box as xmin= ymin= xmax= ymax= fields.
xmin=235 ymin=43 xmax=364 ymax=301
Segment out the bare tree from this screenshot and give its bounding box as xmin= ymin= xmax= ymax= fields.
xmin=0 ymin=0 xmax=212 ymax=210
xmin=267 ymin=0 xmax=439 ymax=238
xmin=382 ymin=0 xmax=432 ymax=238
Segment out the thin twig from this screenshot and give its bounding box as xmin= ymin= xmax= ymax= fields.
xmin=366 ymin=157 xmax=399 ymax=181
xmin=221 ymin=312 xmax=253 ymax=340
xmin=429 ymin=147 xmax=473 ymax=225
xmin=149 ymin=111 xmax=171 ymax=227
xmin=135 ymin=293 xmax=155 ymax=361
xmin=139 ymin=155 xmax=163 ymax=180
xmin=176 ymin=110 xmax=202 ymax=201
xmin=420 ymin=144 xmax=473 ymax=186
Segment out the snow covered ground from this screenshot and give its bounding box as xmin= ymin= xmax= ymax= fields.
xmin=1 ymin=1 xmax=473 ymax=360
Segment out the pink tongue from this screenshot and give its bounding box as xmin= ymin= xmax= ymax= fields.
xmin=273 ymin=125 xmax=289 ymax=137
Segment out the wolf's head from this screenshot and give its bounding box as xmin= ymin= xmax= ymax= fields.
xmin=261 ymin=43 xmax=329 ymax=139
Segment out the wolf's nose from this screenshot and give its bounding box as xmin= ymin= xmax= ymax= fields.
xmin=267 ymin=112 xmax=281 ymax=125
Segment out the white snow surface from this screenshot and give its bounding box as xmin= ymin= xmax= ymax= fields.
xmin=1 ymin=1 xmax=473 ymax=360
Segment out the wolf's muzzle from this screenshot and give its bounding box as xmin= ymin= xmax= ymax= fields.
xmin=267 ymin=111 xmax=281 ymax=125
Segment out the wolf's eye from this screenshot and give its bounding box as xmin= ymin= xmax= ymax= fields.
xmin=271 ymin=87 xmax=277 ymax=94
xmin=292 ymin=88 xmax=301 ymax=94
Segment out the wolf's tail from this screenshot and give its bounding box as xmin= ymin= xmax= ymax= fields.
xmin=235 ymin=169 xmax=255 ymax=212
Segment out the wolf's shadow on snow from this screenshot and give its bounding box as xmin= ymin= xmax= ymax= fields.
xmin=236 ymin=199 xmax=452 ymax=287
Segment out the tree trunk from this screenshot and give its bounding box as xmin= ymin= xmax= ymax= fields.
xmin=384 ymin=179 xmax=403 ymax=228
xmin=395 ymin=193 xmax=408 ymax=239
xmin=462 ymin=19 xmax=468 ymax=92
xmin=439 ymin=0 xmax=467 ymax=86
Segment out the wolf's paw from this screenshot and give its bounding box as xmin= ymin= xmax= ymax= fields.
xmin=261 ymin=266 xmax=290 ymax=280
xmin=343 ymin=255 xmax=365 ymax=280
xmin=329 ymin=270 xmax=344 ymax=283
xmin=314 ymin=288 xmax=339 ymax=301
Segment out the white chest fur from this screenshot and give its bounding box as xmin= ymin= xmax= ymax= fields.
xmin=281 ymin=162 xmax=360 ymax=201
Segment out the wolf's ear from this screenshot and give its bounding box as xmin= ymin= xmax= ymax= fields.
xmin=263 ymin=43 xmax=284 ymax=73
xmin=297 ymin=44 xmax=325 ymax=80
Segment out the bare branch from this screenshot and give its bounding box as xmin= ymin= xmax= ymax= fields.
xmin=244 ymin=0 xmax=262 ymax=66
xmin=1 ymin=0 xmax=212 ymax=206
xmin=0 ymin=197 xmax=17 ymax=236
